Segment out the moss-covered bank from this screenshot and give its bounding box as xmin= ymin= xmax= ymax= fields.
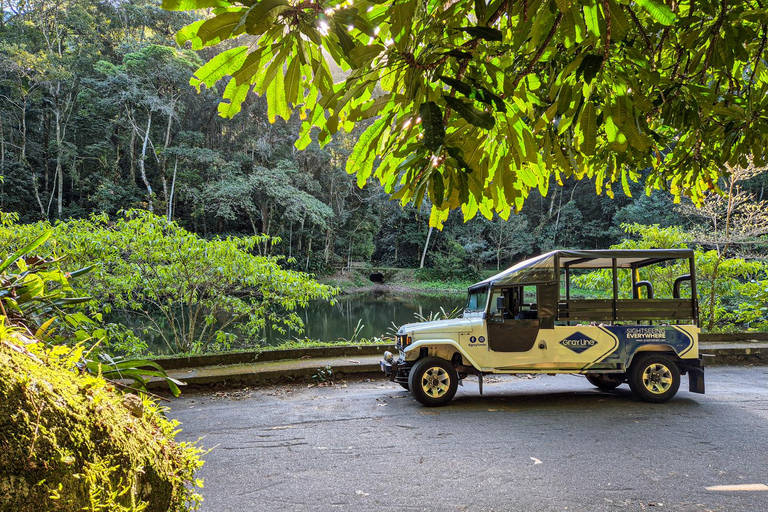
xmin=0 ymin=337 xmax=204 ymax=511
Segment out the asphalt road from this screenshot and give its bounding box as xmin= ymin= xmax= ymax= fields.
xmin=169 ymin=367 xmax=768 ymax=512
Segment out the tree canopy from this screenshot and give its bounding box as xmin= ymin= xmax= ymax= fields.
xmin=164 ymin=0 xmax=768 ymax=227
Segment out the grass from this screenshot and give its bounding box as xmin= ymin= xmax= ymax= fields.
xmin=320 ymin=267 xmax=491 ymax=294
xmin=269 ymin=337 xmax=391 ymax=350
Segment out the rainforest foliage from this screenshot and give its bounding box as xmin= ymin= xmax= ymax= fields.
xmin=1 ymin=1 xmax=767 ymax=338
xmin=165 ymin=0 xmax=768 ymax=227
xmin=0 ymin=214 xmax=204 ymax=511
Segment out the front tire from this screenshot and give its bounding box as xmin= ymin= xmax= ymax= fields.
xmin=585 ymin=373 xmax=625 ymax=390
xmin=628 ymin=354 xmax=680 ymax=403
xmin=408 ymin=357 xmax=459 ymax=407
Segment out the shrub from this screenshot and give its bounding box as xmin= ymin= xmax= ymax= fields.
xmin=0 ymin=333 xmax=204 ymax=511
xmin=0 ymin=210 xmax=338 ymax=354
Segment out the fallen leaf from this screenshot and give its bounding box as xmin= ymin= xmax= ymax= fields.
xmin=348 ymin=359 xmax=360 ymax=364
xmin=530 ymin=457 xmax=542 ymax=465
xmin=356 ymin=490 xmax=369 ymax=497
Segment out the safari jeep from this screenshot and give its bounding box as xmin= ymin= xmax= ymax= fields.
xmin=381 ymin=249 xmax=706 ymax=406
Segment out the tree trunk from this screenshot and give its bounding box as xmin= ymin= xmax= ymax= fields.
xmin=20 ymin=97 xmax=46 ymax=218
xmin=167 ymin=158 xmax=178 ymax=222
xmin=0 ymin=114 xmax=4 ymax=209
xmin=246 ymin=213 xmax=259 ymax=236
xmin=496 ymin=233 xmax=502 ymax=270
xmin=394 ymin=234 xmax=399 ymax=265
xmin=324 ymin=227 xmax=332 ymax=264
xmin=552 ymin=189 xmax=563 ymax=246
xmin=420 ymin=226 xmax=433 ymax=269
xmin=129 ymin=118 xmax=136 ymax=183
xmin=160 ymin=100 xmax=175 ymax=206
xmin=707 ymin=252 xmax=725 ymax=331
xmin=55 ymin=104 xmax=63 ymax=218
xmin=288 ymin=223 xmax=293 ymax=259
xmin=347 ymin=239 xmax=352 ymax=271
xmin=138 ymin=113 xmax=154 ymax=212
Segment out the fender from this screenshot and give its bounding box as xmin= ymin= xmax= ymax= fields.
xmin=404 ymin=339 xmax=483 ymax=371
xmin=626 ymin=344 xmax=679 ymax=367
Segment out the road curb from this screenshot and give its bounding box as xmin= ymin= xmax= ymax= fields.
xmin=151 ymin=344 xmax=394 ymax=371
xmin=148 ymin=343 xmax=767 ymax=391
xmin=701 ymin=346 xmax=766 ymax=365
xmin=154 ymin=364 xmax=384 ymax=389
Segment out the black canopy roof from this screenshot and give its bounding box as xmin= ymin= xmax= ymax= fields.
xmin=471 ymin=249 xmax=694 ymax=289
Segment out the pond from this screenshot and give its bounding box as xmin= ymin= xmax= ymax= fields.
xmin=110 ymin=291 xmax=467 ymax=355
xmin=287 ymin=291 xmax=467 ymax=344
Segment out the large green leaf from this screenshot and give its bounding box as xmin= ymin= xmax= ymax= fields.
xmin=189 ymin=46 xmax=248 ymax=90
xmin=231 ymin=46 xmax=269 ymax=85
xmin=578 ymin=101 xmax=597 ymax=155
xmin=267 ymin=66 xmax=289 ymax=122
xmin=436 ymin=75 xmax=473 ymax=97
xmin=419 ymin=101 xmax=445 ymax=152
xmin=346 ymin=116 xmax=390 ymax=186
xmin=444 ymin=96 xmax=495 ymax=130
xmin=635 ymin=0 xmax=677 ymax=26
xmin=196 ymin=12 xmax=246 ymax=47
xmin=346 ymin=44 xmax=385 ymax=68
xmin=0 ymin=230 xmax=52 ymax=274
xmin=162 ymin=0 xmax=229 ymax=10
xmin=218 ymin=79 xmax=251 ymax=118
xmin=244 ymin=0 xmax=290 ymax=36
xmin=459 ymin=26 xmax=503 ymax=42
xmin=284 ymin=56 xmax=302 ymax=106
xmin=176 ymin=20 xmax=206 ymax=49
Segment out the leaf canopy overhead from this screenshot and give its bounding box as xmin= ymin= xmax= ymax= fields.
xmin=165 ymin=0 xmax=768 ymax=227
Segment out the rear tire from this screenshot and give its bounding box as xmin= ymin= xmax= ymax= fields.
xmin=628 ymin=354 xmax=680 ymax=403
xmin=585 ymin=373 xmax=625 ymax=390
xmin=408 ymin=357 xmax=459 ymax=407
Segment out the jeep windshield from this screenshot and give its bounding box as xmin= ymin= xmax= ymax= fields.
xmin=465 ymin=288 xmax=488 ymax=313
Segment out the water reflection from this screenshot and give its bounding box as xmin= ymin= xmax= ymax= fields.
xmin=286 ymin=292 xmax=465 ymax=345
xmin=109 ymin=292 xmax=466 ymax=354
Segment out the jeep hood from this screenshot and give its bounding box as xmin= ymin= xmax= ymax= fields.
xmin=397 ymin=317 xmax=481 ymax=336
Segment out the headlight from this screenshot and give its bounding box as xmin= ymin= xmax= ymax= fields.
xmin=396 ymin=335 xmax=413 ymax=348
xmin=383 ymin=351 xmax=394 ymax=363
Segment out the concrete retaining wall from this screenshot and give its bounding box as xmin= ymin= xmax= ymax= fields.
xmin=149 ymin=332 xmax=768 ymax=371
xmin=152 ymin=344 xmax=395 ymax=370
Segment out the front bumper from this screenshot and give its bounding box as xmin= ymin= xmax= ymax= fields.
xmin=380 ymin=354 xmax=412 ymax=385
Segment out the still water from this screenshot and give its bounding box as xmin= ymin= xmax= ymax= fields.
xmin=289 ymin=292 xmax=466 ymax=344
xmin=114 ymin=292 xmax=467 ymax=354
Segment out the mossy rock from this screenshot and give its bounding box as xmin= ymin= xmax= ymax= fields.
xmin=0 ymin=338 xmax=203 ymax=511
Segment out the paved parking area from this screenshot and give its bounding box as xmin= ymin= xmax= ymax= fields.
xmin=169 ymin=366 xmax=768 ymax=512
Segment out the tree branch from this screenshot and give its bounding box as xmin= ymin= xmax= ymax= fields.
xmin=625 ymin=6 xmax=652 ymax=51
xmin=601 ymin=0 xmax=612 ymax=69
xmin=510 ymin=12 xmax=563 ymax=91
xmin=699 ymin=0 xmax=728 ymax=84
xmin=748 ymin=23 xmax=767 ymax=91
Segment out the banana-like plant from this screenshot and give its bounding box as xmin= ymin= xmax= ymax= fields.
xmin=1 ymin=229 xmax=183 ymax=396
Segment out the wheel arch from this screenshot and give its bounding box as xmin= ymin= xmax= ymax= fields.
xmin=404 ymin=339 xmax=481 ymax=370
xmin=627 ymin=344 xmax=680 ymax=368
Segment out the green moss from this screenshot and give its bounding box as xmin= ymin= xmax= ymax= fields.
xmin=0 ymin=337 xmax=204 ymax=511
xmin=268 ymin=338 xmax=387 ymax=350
